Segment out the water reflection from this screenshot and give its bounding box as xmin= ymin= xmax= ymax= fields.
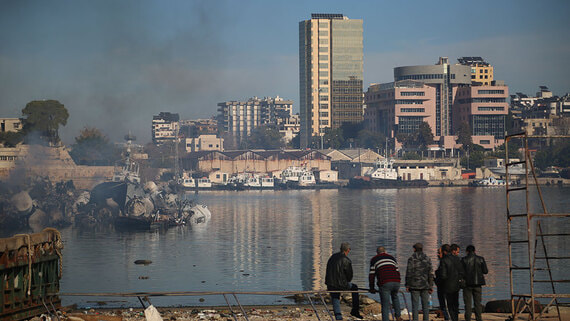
xmin=59 ymin=187 xmax=569 ymax=307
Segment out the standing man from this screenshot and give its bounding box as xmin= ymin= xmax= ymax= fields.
xmin=461 ymin=245 xmax=488 ymax=321
xmin=325 ymin=242 xmax=363 ymax=320
xmin=405 ymin=243 xmax=434 ymax=321
xmin=435 ymin=244 xmax=450 ymax=321
xmin=439 ymin=244 xmax=465 ymax=321
xmin=369 ymin=246 xmax=402 ymax=321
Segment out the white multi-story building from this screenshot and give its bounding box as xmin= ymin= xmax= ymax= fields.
xmin=217 ymin=96 xmax=295 ymax=145
xmin=185 ymin=134 xmax=224 ymax=152
xmin=152 ymin=112 xmax=179 ymax=145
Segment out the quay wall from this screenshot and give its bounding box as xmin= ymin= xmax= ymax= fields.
xmin=0 ymin=145 xmax=113 ymax=190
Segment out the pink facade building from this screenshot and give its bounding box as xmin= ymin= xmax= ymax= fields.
xmin=365 ymin=80 xmax=436 ymax=140
xmin=454 ymin=84 xmax=509 ymax=149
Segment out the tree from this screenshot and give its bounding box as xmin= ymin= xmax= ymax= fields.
xmin=323 ymin=128 xmax=344 ymax=149
xmin=70 ymin=127 xmax=121 ymax=165
xmin=357 ymin=129 xmax=385 ymax=151
xmin=456 ymin=121 xmax=473 ymax=151
xmin=460 ymin=150 xmax=485 ymax=170
xmin=21 ymin=100 xmax=69 ymax=145
xmin=0 ymin=131 xmax=23 ymax=147
xmin=416 ymin=122 xmax=434 ymax=150
xmin=241 ymin=126 xmax=284 ymax=150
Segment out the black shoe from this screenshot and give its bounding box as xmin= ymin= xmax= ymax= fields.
xmin=350 ymin=311 xmax=364 ymax=319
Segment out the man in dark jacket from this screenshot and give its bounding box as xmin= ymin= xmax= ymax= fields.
xmin=461 ymin=245 xmax=488 ymax=321
xmin=439 ymin=244 xmax=465 ymax=321
xmin=325 ymin=242 xmax=362 ymax=320
xmin=435 ymin=244 xmax=450 ymax=321
xmin=369 ymin=246 xmax=402 ymax=321
xmin=405 ymin=243 xmax=433 ymax=321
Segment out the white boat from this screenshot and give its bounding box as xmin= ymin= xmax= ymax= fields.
xmin=196 ymin=177 xmax=212 ymax=189
xmin=180 ymin=177 xmax=196 ymax=189
xmin=260 ymin=176 xmax=275 ymax=188
xmin=226 ymin=172 xmax=274 ymax=189
xmin=364 ymin=158 xmax=398 ymax=180
xmin=281 ymin=166 xmax=316 ymax=186
xmin=474 ymin=177 xmax=506 ymax=186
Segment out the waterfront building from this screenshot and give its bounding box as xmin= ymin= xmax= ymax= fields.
xmin=366 ymin=57 xmax=510 ymax=152
xmin=217 ymin=96 xmax=294 ymax=146
xmin=299 ymin=13 xmax=363 ymax=148
xmin=152 ymin=112 xmax=180 ymax=145
xmin=185 ymin=134 xmax=224 ymax=152
xmin=454 ymin=83 xmax=509 ymax=149
xmin=458 ymin=57 xmax=494 ymax=85
xmin=365 ymin=80 xmax=436 ymax=141
xmin=394 ymin=57 xmax=471 ymax=137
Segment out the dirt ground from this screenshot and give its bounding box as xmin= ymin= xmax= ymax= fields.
xmin=59 ymin=304 xmax=570 ymax=321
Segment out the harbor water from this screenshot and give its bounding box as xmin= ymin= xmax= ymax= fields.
xmin=59 ymin=186 xmax=570 ymax=308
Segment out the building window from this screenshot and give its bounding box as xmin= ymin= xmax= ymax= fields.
xmin=319 ymin=47 xmax=328 ymax=52
xmin=478 ymin=90 xmax=504 ymax=95
xmin=401 ymin=108 xmax=425 ymax=113
xmin=319 ymin=71 xmax=328 ymax=77
xmin=319 ymin=55 xmax=328 ymax=61
xmin=400 ymin=91 xmax=425 ymax=96
xmin=477 ymin=106 xmax=504 ymax=111
xmin=480 ymin=140 xmax=490 ymax=144
xmin=320 ymin=103 xmax=329 ymax=109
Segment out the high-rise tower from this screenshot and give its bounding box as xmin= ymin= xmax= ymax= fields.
xmin=299 ymin=13 xmax=363 ymax=148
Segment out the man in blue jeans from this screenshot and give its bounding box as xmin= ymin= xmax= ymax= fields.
xmin=405 ymin=243 xmax=434 ymax=321
xmin=369 ymin=246 xmax=402 ymax=321
xmin=325 ymin=242 xmax=363 ymax=320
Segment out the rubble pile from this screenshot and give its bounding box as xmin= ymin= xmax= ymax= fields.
xmin=0 ymin=177 xmax=79 ymax=232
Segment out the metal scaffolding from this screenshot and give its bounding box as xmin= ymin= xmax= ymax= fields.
xmin=505 ymin=132 xmax=570 ymax=321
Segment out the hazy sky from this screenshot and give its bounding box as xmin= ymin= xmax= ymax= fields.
xmin=1 ymin=0 xmax=569 ymax=144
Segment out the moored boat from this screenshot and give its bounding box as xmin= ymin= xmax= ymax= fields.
xmin=347 ymin=158 xmax=428 ymax=189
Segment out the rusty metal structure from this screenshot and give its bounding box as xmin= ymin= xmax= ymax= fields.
xmin=0 ymin=228 xmax=63 ymax=321
xmin=505 ymin=133 xmax=570 ymax=320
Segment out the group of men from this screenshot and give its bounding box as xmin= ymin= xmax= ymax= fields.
xmin=325 ymin=242 xmax=488 ymax=321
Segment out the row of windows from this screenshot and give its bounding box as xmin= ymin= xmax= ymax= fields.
xmin=397 ymin=116 xmax=424 ymax=134
xmin=477 ymin=90 xmax=504 ymax=95
xmin=0 ymin=156 xmax=18 ymax=161
xmin=332 ymin=87 xmax=362 ymax=94
xmin=477 ymin=106 xmax=505 ymax=111
xmin=400 ymin=91 xmax=425 ymax=96
xmin=397 ymin=74 xmax=456 ymax=81
xmin=400 ymin=108 xmax=425 ymax=113
xmin=332 ymin=96 xmax=362 ymax=102
xmin=458 ymin=98 xmax=506 ymax=103
xmin=394 ymin=99 xmax=424 ymax=105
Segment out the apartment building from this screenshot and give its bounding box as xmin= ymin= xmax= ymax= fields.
xmin=152 ymin=112 xmax=180 ymax=145
xmin=0 ymin=118 xmax=22 ymax=133
xmin=299 ymin=13 xmax=363 ymax=148
xmin=185 ymin=134 xmax=224 ymax=152
xmin=458 ymin=57 xmax=494 ymax=85
xmin=217 ymin=96 xmax=295 ymax=145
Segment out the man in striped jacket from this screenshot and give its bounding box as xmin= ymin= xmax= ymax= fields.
xmin=369 ymin=246 xmax=402 ymax=321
